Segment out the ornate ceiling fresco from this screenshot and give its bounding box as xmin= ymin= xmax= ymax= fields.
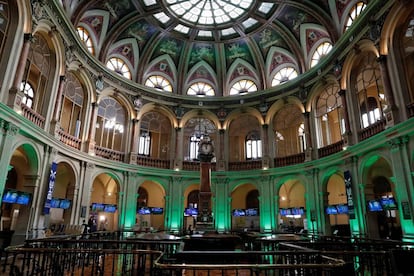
xmin=58 ymin=0 xmax=372 ymax=102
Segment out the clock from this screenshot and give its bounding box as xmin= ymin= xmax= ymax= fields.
xmin=200 ymin=142 xmax=213 ymax=154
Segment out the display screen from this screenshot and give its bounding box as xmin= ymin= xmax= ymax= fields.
xmin=245 ymin=208 xmax=258 ymax=216
xmin=292 ymin=207 xmax=304 ymax=215
xmin=380 ymin=197 xmax=397 ymax=210
xmin=91 ymin=203 xmax=105 ymax=212
xmin=151 ymin=207 xmax=164 ymax=214
xmin=336 ymin=204 xmax=349 ymax=214
xmin=50 ymin=198 xmax=61 ymax=208
xmin=184 ymin=207 xmax=198 ymax=216
xmin=104 ymin=204 xmax=117 ymax=213
xmin=368 ymin=200 xmax=383 ymax=212
xmin=279 ymin=208 xmax=292 ymax=216
xmin=232 ymin=209 xmax=246 ymax=217
xmin=16 ymin=193 xmax=31 ymax=205
xmin=325 ymin=205 xmax=338 ymax=215
xmin=59 ymin=199 xmax=71 ymax=209
xmin=137 ymin=207 xmax=151 ymax=215
xmin=2 ymin=190 xmax=19 ymax=204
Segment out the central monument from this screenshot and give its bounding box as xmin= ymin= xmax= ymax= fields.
xmin=196 ymin=137 xmax=214 ymax=231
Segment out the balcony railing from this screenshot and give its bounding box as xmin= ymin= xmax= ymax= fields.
xmin=358 ymin=119 xmax=386 ymax=141
xmin=182 ymin=161 xmax=217 ymax=171
xmin=58 ymin=129 xmax=81 ymax=150
xmin=275 ymin=152 xmax=306 ymax=167
xmin=228 ymin=160 xmax=262 ymax=171
xmin=318 ymin=140 xmax=344 ymax=158
xmin=21 ymin=105 xmax=45 ymax=128
xmin=94 ymin=145 xmax=125 ymax=162
xmin=137 ymin=156 xmax=170 ymax=169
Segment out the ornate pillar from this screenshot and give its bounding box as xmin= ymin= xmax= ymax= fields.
xmin=173 ymin=127 xmax=183 ymax=170
xmin=377 ymin=55 xmax=399 ymax=126
xmin=0 ymin=121 xmax=19 ymax=197
xmin=261 ymin=124 xmax=270 ymax=169
xmin=217 ymin=129 xmax=226 ymax=171
xmin=129 ymin=118 xmax=139 ymax=164
xmin=8 ymin=33 xmax=33 ymax=110
xmin=303 ymin=112 xmax=313 ymax=161
xmin=258 ymin=175 xmax=272 ymax=233
xmin=387 ymin=137 xmax=414 ymax=242
xmin=50 ymin=75 xmax=66 ymax=136
xmin=338 ymin=89 xmax=353 ymax=146
xmin=213 ymin=177 xmax=229 ymax=232
xmin=87 ymin=102 xmax=98 ymax=154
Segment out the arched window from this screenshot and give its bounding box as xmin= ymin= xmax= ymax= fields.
xmin=272 ymin=67 xmax=298 ymax=86
xmin=315 ymin=83 xmax=344 ymax=148
xmin=77 ymin=26 xmax=94 ymax=54
xmin=106 ymin=57 xmax=131 ymax=79
xmin=187 ymin=82 xmax=215 ymax=96
xmin=298 ymin=123 xmax=306 ymax=152
xmin=20 ymin=82 xmax=34 ymax=108
xmin=245 ymin=130 xmax=262 ymax=160
xmin=95 ymin=98 xmax=126 ymax=151
xmin=355 ymin=54 xmax=385 ymax=129
xmin=145 ymin=75 xmax=173 ymax=92
xmin=138 ymin=132 xmax=151 ymax=156
xmin=310 ymin=42 xmax=332 ymax=68
xmin=345 ymin=2 xmax=367 ymax=31
xmin=229 ymin=79 xmax=257 ymax=95
xmin=185 ymin=118 xmax=216 ymax=161
xmin=60 ymin=72 xmax=84 ymax=139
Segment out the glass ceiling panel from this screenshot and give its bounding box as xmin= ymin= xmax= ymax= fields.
xmin=166 ymin=0 xmax=253 ymax=25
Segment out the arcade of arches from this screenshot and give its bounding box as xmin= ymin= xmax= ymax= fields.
xmin=0 ymin=0 xmax=413 ymax=245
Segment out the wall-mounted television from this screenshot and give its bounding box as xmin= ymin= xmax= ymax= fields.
xmin=292 ymin=207 xmax=305 ymax=216
xmin=380 ymin=197 xmax=397 ymax=210
xmin=325 ymin=205 xmax=338 ymax=215
xmin=16 ymin=193 xmax=31 ymax=205
xmin=2 ymin=190 xmax=31 ymax=205
xmin=50 ymin=198 xmax=61 ymax=208
xmin=91 ymin=202 xmax=105 ymax=212
xmin=2 ymin=190 xmax=19 ymax=204
xmin=245 ymin=208 xmax=259 ymax=216
xmin=59 ymin=199 xmax=71 ymax=209
xmin=137 ymin=206 xmax=151 ymax=215
xmin=368 ymin=200 xmax=383 ymax=212
xmin=336 ymin=204 xmax=349 ymax=214
xmin=232 ymin=209 xmax=246 ymax=217
xmin=279 ymin=208 xmax=292 ymax=216
xmin=151 ymin=207 xmax=164 ymax=215
xmin=184 ymin=207 xmax=198 ymax=216
xmin=104 ymin=204 xmax=117 ymax=213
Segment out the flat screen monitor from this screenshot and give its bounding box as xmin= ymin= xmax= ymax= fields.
xmin=380 ymin=197 xmax=397 ymax=210
xmin=50 ymin=198 xmax=61 ymax=208
xmin=91 ymin=202 xmax=105 ymax=212
xmin=279 ymin=208 xmax=292 ymax=216
xmin=336 ymin=204 xmax=349 ymax=214
xmin=59 ymin=199 xmax=71 ymax=209
xmin=245 ymin=208 xmax=258 ymax=216
xmin=368 ymin=200 xmax=383 ymax=212
xmin=232 ymin=209 xmax=246 ymax=217
xmin=137 ymin=207 xmax=151 ymax=215
xmin=2 ymin=190 xmax=19 ymax=204
xmin=16 ymin=193 xmax=31 ymax=205
xmin=325 ymin=205 xmax=338 ymax=215
xmin=104 ymin=204 xmax=117 ymax=213
xmin=151 ymin=207 xmax=163 ymax=215
xmin=184 ymin=207 xmax=198 ymax=216
xmin=292 ymin=207 xmax=304 ymax=215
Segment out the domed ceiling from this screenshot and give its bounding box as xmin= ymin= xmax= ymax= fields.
xmin=60 ymin=0 xmax=365 ymax=100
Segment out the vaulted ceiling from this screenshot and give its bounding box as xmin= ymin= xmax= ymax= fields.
xmin=59 ymin=0 xmax=364 ymax=96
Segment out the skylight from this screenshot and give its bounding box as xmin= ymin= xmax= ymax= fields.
xmin=165 ymin=0 xmax=253 ymax=26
